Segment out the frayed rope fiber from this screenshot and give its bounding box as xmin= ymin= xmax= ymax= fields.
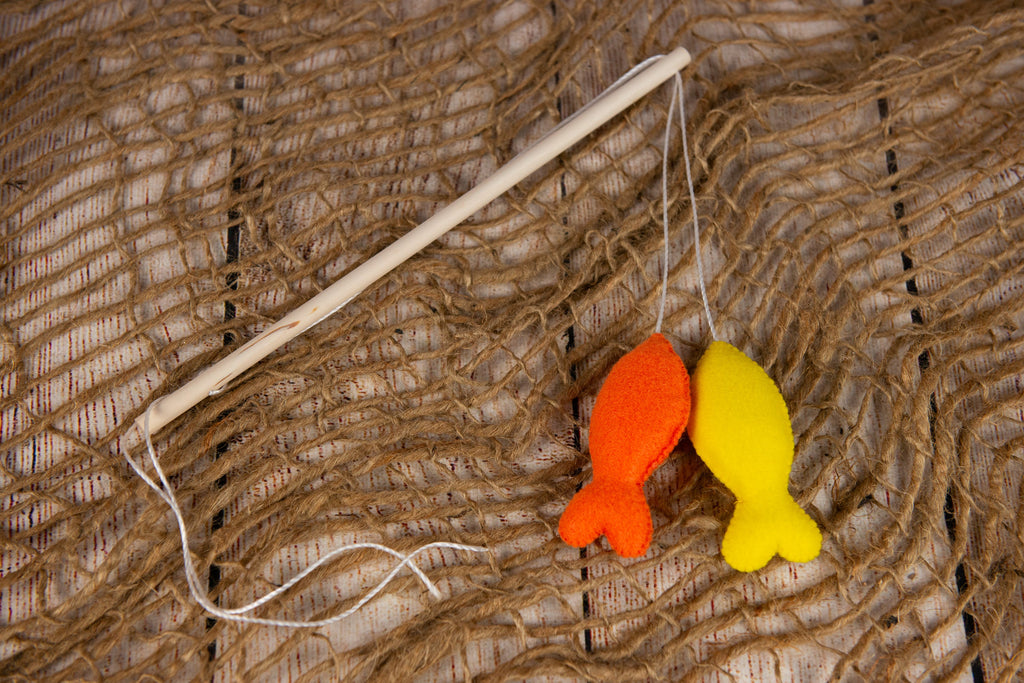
xmin=4 ymin=1 xmax=1024 ymax=680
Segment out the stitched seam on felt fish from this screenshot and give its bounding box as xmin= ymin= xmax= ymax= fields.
xmin=558 ymin=478 xmax=652 ymax=558
xmin=558 ymin=333 xmax=690 ymax=558
xmin=688 ymin=341 xmax=822 ymax=571
xmin=722 ymin=496 xmax=822 ymax=572
xmin=589 ymin=334 xmax=690 ymax=484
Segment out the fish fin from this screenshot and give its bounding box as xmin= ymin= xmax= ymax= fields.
xmin=558 ymin=478 xmax=652 ymax=558
xmin=721 ymin=496 xmax=821 ymax=572
xmin=776 ymin=498 xmax=823 ymax=564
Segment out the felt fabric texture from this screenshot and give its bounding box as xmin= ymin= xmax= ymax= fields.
xmin=558 ymin=479 xmax=653 ymax=558
xmin=688 ymin=341 xmax=822 ymax=571
xmin=9 ymin=2 xmax=1024 ymax=678
xmin=559 ymin=333 xmax=690 ymax=557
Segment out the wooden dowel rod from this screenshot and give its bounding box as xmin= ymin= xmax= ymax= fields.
xmin=140 ymin=47 xmax=692 ymax=436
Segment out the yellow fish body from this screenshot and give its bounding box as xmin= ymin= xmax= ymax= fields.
xmin=688 ymin=341 xmax=822 ymax=572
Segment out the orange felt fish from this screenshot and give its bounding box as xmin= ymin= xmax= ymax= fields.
xmin=559 ymin=333 xmax=691 ymax=557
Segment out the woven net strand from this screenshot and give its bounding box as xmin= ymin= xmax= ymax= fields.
xmin=2 ymin=1 xmax=1024 ymax=681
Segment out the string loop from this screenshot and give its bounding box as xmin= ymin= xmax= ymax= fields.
xmin=121 ymin=406 xmax=488 ymax=628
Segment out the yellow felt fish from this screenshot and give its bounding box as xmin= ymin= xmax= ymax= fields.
xmin=688 ymin=341 xmax=822 ymax=572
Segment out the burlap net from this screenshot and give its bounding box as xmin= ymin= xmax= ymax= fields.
xmin=3 ymin=1 xmax=1024 ymax=681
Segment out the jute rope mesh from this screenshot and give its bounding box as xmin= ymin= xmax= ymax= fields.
xmin=2 ymin=1 xmax=1024 ymax=681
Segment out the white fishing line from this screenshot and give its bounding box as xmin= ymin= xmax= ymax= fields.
xmin=123 ymin=50 xmax=701 ymax=628
xmin=122 ymin=405 xmax=487 ymax=628
xmin=655 ymin=73 xmax=718 ymax=340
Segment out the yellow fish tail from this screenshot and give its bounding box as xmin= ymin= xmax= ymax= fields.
xmin=722 ymin=495 xmax=822 ymax=572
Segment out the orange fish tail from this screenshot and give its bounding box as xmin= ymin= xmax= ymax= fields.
xmin=558 ymin=478 xmax=652 ymax=558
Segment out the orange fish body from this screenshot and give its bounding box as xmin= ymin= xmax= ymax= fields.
xmin=558 ymin=333 xmax=691 ymax=557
